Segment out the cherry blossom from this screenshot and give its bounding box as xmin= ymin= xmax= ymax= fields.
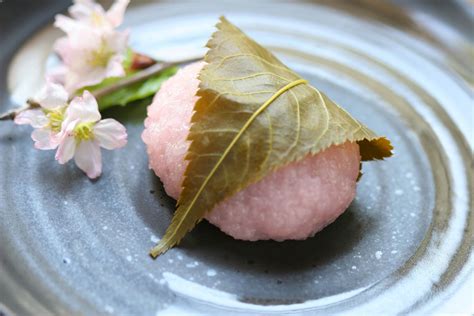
xmin=52 ymin=0 xmax=130 ymax=92
xmin=55 ymin=90 xmax=127 ymax=179
xmin=14 ymin=82 xmax=69 ymax=150
xmin=67 ymin=0 xmax=129 ymax=31
xmin=15 ymin=82 xmax=127 ymax=179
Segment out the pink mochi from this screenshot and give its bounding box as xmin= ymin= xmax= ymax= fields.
xmin=142 ymin=62 xmax=361 ymax=241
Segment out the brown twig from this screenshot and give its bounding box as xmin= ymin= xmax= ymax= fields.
xmin=0 ymin=99 xmax=41 ymax=121
xmin=0 ymin=56 xmax=202 ymax=122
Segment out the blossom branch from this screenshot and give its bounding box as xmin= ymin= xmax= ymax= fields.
xmin=0 ymin=57 xmax=202 ymax=122
xmin=0 ymin=99 xmax=41 ymax=121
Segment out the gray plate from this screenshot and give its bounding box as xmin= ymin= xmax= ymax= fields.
xmin=0 ymin=1 xmax=472 ymax=315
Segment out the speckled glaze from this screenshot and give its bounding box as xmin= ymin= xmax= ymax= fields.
xmin=0 ymin=1 xmax=472 ymax=315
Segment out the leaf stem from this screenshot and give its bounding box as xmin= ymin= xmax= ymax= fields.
xmin=0 ymin=56 xmax=202 ymax=121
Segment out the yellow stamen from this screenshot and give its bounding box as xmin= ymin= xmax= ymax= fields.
xmin=45 ymin=108 xmax=65 ymax=133
xmin=74 ymin=122 xmax=95 ymax=142
xmin=91 ymin=12 xmax=105 ymax=27
xmin=88 ymin=40 xmax=114 ymax=68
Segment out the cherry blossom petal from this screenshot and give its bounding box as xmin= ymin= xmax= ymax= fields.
xmin=63 ymin=71 xmax=82 ymax=94
xmin=105 ymin=54 xmax=126 ymax=78
xmin=14 ymin=109 xmax=48 ymax=128
xmin=35 ymin=82 xmax=69 ymax=109
xmin=65 ymin=67 xmax=102 ymax=93
xmin=54 ymin=15 xmax=81 ymax=36
xmin=69 ymin=0 xmax=103 ymax=21
xmin=66 ymin=91 xmax=101 ymax=123
xmin=32 ymin=128 xmax=59 ymax=150
xmin=46 ymin=65 xmax=67 ymax=85
xmin=106 ymin=29 xmax=129 ymax=53
xmin=94 ymin=119 xmax=127 ymax=150
xmin=70 ymin=25 xmax=103 ymax=50
xmin=55 ymin=16 xmax=101 ymax=49
xmin=74 ymin=140 xmax=102 ymax=178
xmin=106 ymin=0 xmax=129 ymax=27
xmin=53 ymin=37 xmax=71 ymax=62
xmin=55 ymin=135 xmax=77 ymax=164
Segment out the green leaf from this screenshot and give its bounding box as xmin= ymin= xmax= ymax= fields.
xmin=150 ymin=17 xmax=393 ymax=258
xmin=96 ymin=66 xmax=178 ymax=111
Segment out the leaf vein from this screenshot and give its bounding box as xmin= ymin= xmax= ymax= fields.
xmin=214 ymin=53 xmax=295 ymax=76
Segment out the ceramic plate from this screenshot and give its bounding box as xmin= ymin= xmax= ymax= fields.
xmin=0 ymin=1 xmax=472 ymax=315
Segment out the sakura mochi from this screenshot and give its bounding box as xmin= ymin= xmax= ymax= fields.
xmin=142 ymin=62 xmax=361 ymax=241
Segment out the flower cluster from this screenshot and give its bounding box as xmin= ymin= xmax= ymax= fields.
xmin=15 ymin=0 xmax=130 ymax=179
xmin=16 ymin=83 xmax=127 ymax=179
xmin=51 ymin=0 xmax=130 ymax=92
